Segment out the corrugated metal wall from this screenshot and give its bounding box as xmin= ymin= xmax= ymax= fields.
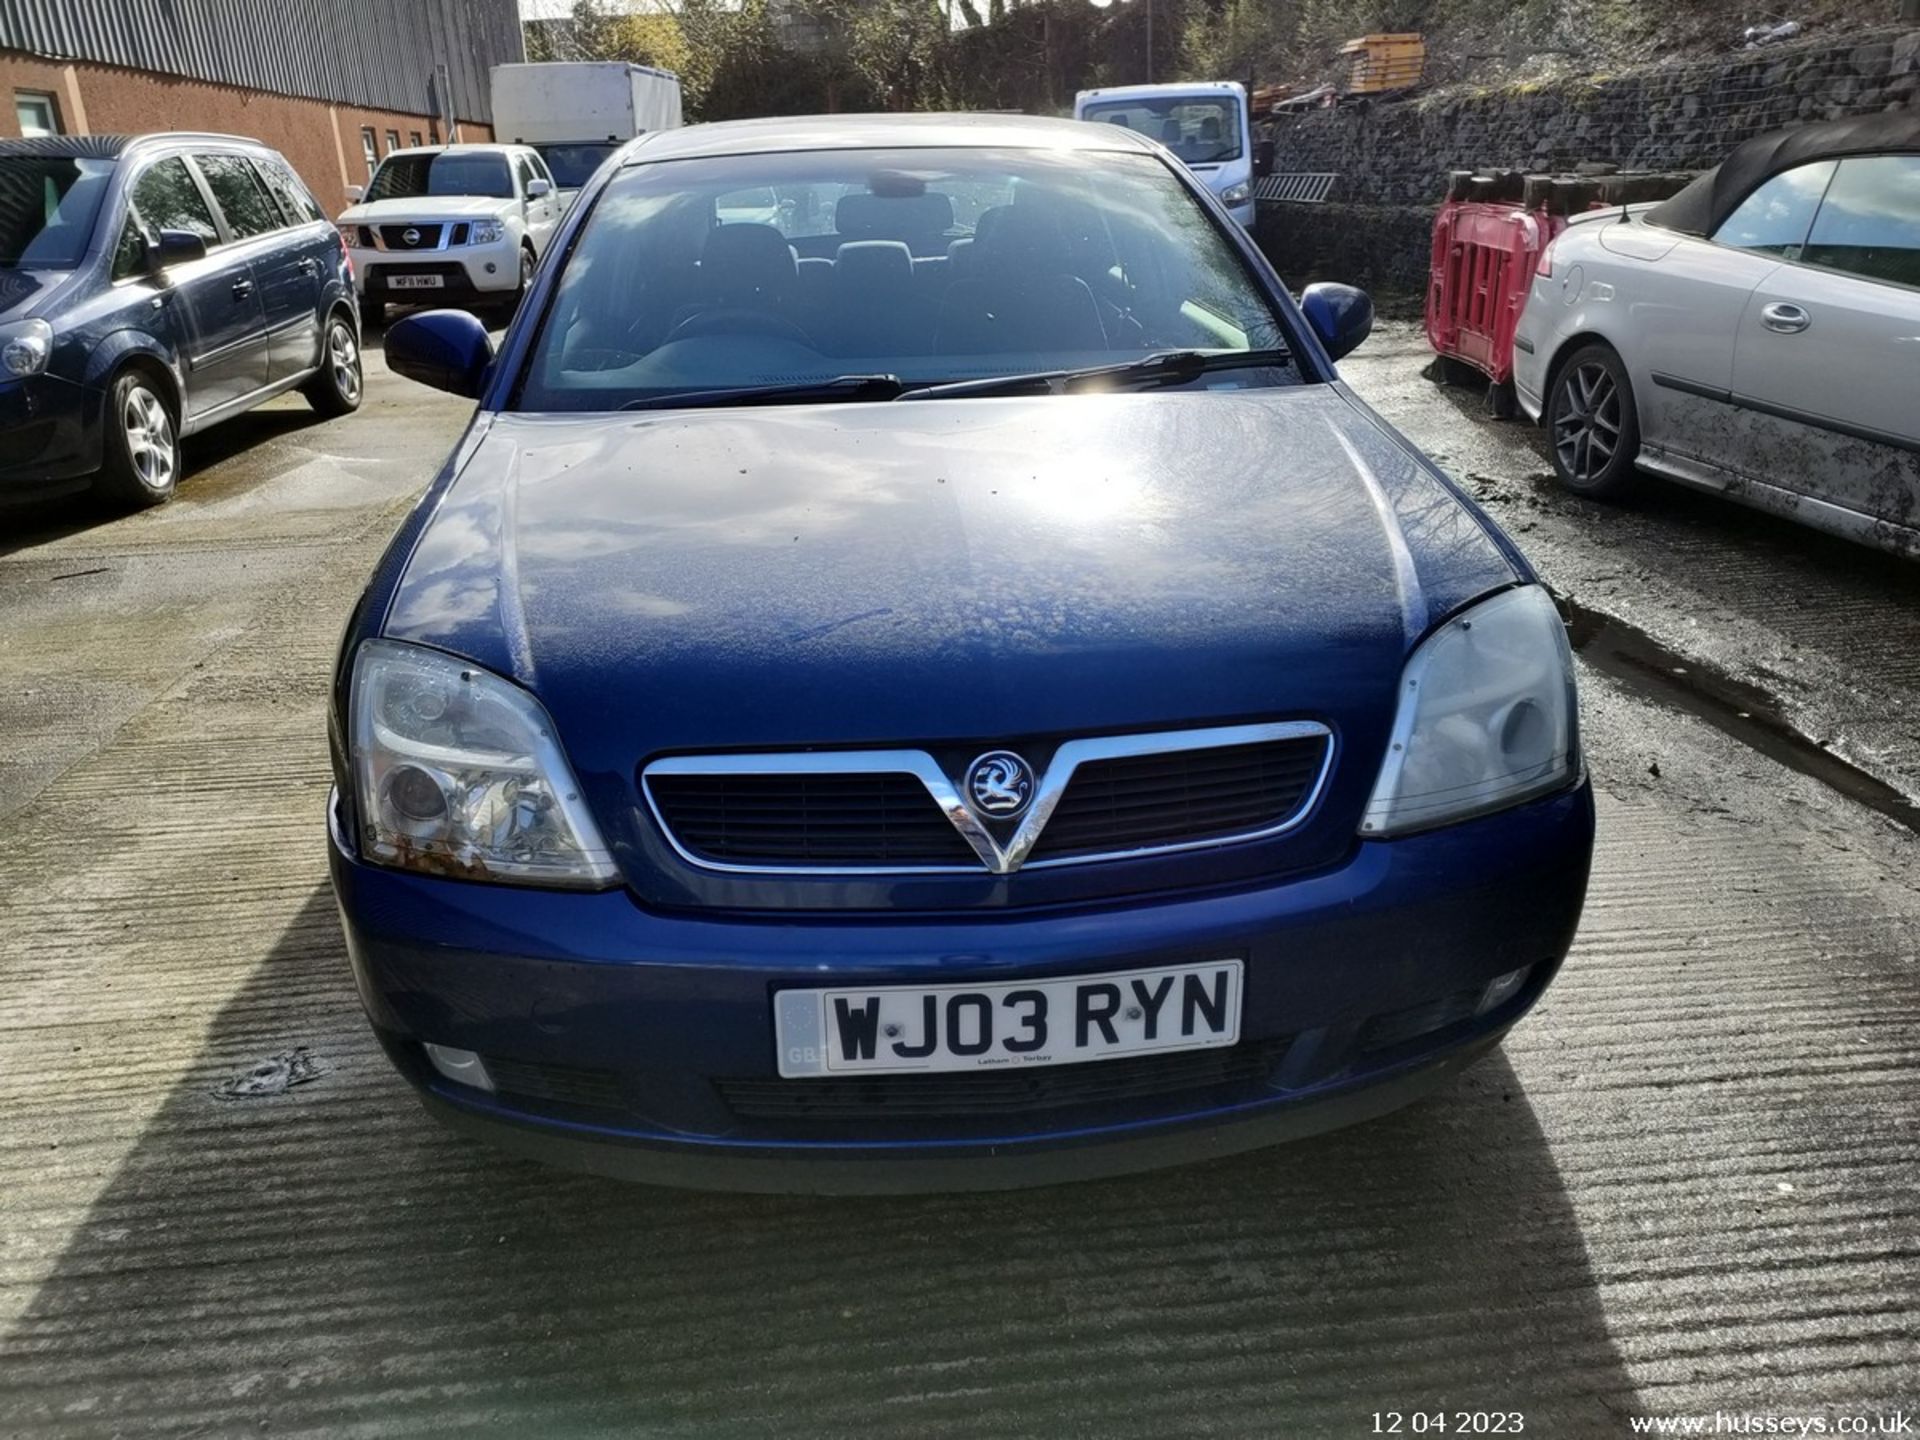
xmin=0 ymin=0 xmax=525 ymax=122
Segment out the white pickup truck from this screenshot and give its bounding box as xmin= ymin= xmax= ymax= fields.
xmin=336 ymin=144 xmax=562 ymax=323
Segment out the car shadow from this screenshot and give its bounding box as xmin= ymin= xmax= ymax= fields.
xmin=5 ymin=886 xmax=1638 ymax=1435
xmin=0 ymin=404 xmax=332 ymax=558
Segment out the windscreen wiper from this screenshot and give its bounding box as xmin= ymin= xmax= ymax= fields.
xmin=896 ymin=348 xmax=1294 ymax=402
xmin=620 ymin=374 xmax=904 ymax=411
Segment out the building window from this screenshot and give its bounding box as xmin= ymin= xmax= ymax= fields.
xmin=409 ymin=130 xmax=423 ymax=148
xmin=385 ymin=128 xmax=401 ymax=154
xmin=360 ymin=126 xmax=379 ymax=177
xmin=15 ymin=92 xmax=59 ymax=138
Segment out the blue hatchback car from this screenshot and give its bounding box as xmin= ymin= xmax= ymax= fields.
xmin=0 ymin=133 xmax=360 ymax=508
xmin=329 ymin=114 xmax=1594 ymax=1192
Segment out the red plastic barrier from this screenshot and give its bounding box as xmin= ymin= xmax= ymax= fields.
xmin=1425 ymin=200 xmax=1565 ymax=386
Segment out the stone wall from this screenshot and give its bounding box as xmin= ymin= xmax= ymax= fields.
xmin=1255 ymin=25 xmax=1920 ymax=295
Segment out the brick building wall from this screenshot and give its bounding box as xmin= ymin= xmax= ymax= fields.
xmin=0 ymin=53 xmax=495 ymax=217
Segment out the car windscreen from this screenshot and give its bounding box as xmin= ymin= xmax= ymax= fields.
xmin=366 ymin=152 xmax=514 ymax=202
xmin=515 ymin=146 xmax=1292 ymax=411
xmin=1080 ymin=99 xmax=1244 ymax=166
xmin=537 ymin=142 xmax=620 ymax=190
xmin=0 ymin=156 xmax=114 ymax=267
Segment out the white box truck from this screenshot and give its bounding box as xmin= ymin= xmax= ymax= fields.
xmin=489 ymin=61 xmax=684 ymax=207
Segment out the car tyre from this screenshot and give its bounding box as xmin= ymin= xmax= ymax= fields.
xmin=302 ymin=312 xmax=364 ymax=417
xmin=496 ymin=244 xmax=535 ymax=321
xmin=1546 ymin=343 xmax=1639 ymax=499
xmin=94 ymin=369 xmax=180 ymax=509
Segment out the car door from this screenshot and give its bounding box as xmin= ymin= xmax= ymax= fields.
xmin=516 ymin=151 xmax=558 ymax=255
xmin=1730 ymin=154 xmax=1920 ymax=532
xmin=1621 ymin=161 xmax=1834 ymax=467
xmin=128 ymin=154 xmax=267 ymax=417
xmin=193 ymin=151 xmax=318 ymax=385
xmin=251 ymin=153 xmax=340 ymax=368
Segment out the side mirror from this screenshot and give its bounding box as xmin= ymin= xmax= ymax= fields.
xmin=1300 ymin=282 xmax=1374 ymax=361
xmin=1253 ymin=138 xmax=1275 ymax=180
xmin=151 ymin=228 xmax=208 ymax=271
xmin=345 ymin=183 xmax=365 ymax=202
xmin=526 ymin=178 xmax=553 ymax=200
xmin=386 ymin=310 xmax=495 ymax=399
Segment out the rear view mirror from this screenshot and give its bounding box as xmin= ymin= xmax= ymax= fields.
xmin=385 ymin=309 xmax=495 ymax=399
xmin=1300 ymin=282 xmax=1374 ymax=361
xmin=151 ymin=228 xmax=208 ymax=271
xmin=527 ymin=178 xmax=553 ymax=200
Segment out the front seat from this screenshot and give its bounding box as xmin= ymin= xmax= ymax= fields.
xmin=670 ymin=222 xmax=801 ymax=339
xmin=934 ymin=205 xmax=1107 ymax=356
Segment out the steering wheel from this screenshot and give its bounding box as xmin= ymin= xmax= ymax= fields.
xmin=666 ymin=307 xmax=814 ymax=347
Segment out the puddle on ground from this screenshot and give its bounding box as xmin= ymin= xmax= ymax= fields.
xmin=1558 ymin=593 xmax=1920 ymax=837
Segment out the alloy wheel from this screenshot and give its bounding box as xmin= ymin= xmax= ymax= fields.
xmin=122 ymin=385 xmax=176 ymax=493
xmin=329 ymin=322 xmax=362 ymax=405
xmin=1553 ymin=361 xmax=1622 ymax=484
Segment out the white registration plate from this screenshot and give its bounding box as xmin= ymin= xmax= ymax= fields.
xmin=388 ymin=274 xmax=444 ymax=290
xmin=775 ymin=960 xmax=1243 ymax=1078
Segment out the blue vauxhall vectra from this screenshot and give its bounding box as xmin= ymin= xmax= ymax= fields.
xmin=327 ymin=114 xmax=1594 ymax=1192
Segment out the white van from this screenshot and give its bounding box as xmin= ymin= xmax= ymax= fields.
xmin=1074 ymin=81 xmax=1256 ymax=227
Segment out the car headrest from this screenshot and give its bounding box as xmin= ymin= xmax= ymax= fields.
xmin=979 ymin=205 xmax=1072 ymax=273
xmin=833 ymin=240 xmax=915 ymax=291
xmin=1198 ymin=116 xmax=1222 ymax=142
xmin=701 ymin=222 xmax=795 ymax=303
xmin=971 ymin=206 xmax=1011 ymax=250
xmin=1159 ymin=119 xmax=1183 ymax=145
xmin=835 ymin=191 xmax=955 ymax=242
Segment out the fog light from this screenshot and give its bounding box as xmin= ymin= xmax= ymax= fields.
xmin=1477 ymin=965 xmax=1533 ymax=1015
xmin=424 ymin=1043 xmax=494 ymax=1091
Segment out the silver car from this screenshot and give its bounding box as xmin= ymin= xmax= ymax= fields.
xmin=1513 ymin=114 xmax=1920 ymax=559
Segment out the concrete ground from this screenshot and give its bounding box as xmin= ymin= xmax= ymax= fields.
xmin=0 ymin=327 xmax=1915 ymax=1436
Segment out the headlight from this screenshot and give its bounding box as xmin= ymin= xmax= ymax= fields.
xmin=1220 ymin=181 xmax=1253 ymax=207
xmin=349 ymin=639 xmax=617 ymax=888
xmin=1360 ymin=586 xmax=1580 ymax=837
xmin=468 ymin=219 xmax=505 ymax=245
xmin=0 ymin=318 xmax=53 ymax=378
xmin=337 ymin=224 xmax=361 ymax=249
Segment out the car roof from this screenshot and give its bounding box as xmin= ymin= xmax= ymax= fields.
xmin=382 ymin=144 xmax=526 ymax=160
xmin=1077 ymin=82 xmax=1246 ymax=103
xmin=1648 ymin=112 xmax=1920 ymax=237
xmin=621 ymin=112 xmax=1162 ymax=166
xmin=0 ymin=132 xmax=276 ymax=162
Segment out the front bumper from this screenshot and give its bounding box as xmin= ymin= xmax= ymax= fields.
xmin=330 ymin=782 xmax=1594 ymax=1191
xmin=0 ymin=372 xmax=101 ymax=500
xmin=352 ymin=237 xmax=521 ymax=304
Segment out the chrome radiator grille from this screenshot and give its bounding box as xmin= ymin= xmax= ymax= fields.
xmin=643 ymin=723 xmax=1333 ymax=876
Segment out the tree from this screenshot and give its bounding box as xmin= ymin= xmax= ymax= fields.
xmin=845 ymin=0 xmax=953 ymax=109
